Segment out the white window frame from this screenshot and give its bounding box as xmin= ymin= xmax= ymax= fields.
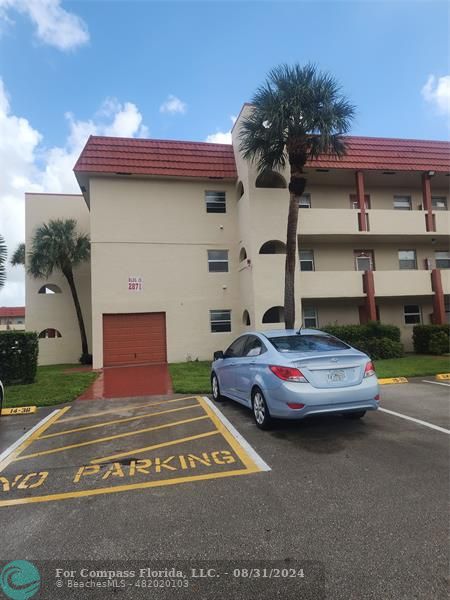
xmin=207 ymin=250 xmax=229 ymax=273
xmin=299 ymin=249 xmax=315 ymax=271
xmin=403 ymin=305 xmax=422 ymax=325
xmin=435 ymin=251 xmax=450 ymax=269
xmin=398 ymin=249 xmax=417 ymax=270
xmin=205 ymin=191 xmax=226 ymax=213
xmin=298 ymin=193 xmax=311 ymax=208
xmin=432 ymin=196 xmax=448 ymax=211
xmin=393 ymin=196 xmax=412 ymax=210
xmin=303 ymin=306 xmax=318 ymax=328
xmin=210 ymin=309 xmax=231 ymax=333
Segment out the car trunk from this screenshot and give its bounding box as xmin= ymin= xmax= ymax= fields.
xmin=288 ymin=351 xmax=367 ymax=388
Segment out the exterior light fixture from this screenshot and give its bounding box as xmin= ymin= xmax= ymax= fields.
xmin=428 ymin=170 xmax=435 ymax=177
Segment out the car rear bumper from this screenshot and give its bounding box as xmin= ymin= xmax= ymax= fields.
xmin=266 ymin=377 xmax=380 ymax=419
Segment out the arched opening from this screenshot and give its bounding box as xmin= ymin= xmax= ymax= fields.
xmin=38 ymin=284 xmax=62 ymax=294
xmin=243 ymin=310 xmax=251 ymax=326
xmin=255 ymin=170 xmax=287 ymax=189
xmin=39 ymin=328 xmax=62 ymax=339
xmin=239 ymin=247 xmax=247 ymax=262
xmin=237 ymin=181 xmax=244 ymax=199
xmin=259 ymin=240 xmax=286 ymax=255
xmin=262 ymin=306 xmax=285 ymax=324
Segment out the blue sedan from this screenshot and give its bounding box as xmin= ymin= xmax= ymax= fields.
xmin=211 ymin=329 xmax=379 ymax=429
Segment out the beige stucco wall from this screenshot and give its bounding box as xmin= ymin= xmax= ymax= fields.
xmin=25 ymin=193 xmax=92 ymax=365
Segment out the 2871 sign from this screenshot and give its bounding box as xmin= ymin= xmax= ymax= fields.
xmin=128 ymin=276 xmax=143 ymax=291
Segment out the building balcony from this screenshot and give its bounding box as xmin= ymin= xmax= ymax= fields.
xmin=441 ymin=269 xmax=450 ymax=295
xmin=373 ymin=270 xmax=433 ymax=297
xmin=299 ymin=271 xmax=364 ymax=298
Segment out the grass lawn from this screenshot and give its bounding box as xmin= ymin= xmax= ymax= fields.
xmin=4 ymin=365 xmax=98 ymax=408
xmin=169 ymin=355 xmax=450 ymax=394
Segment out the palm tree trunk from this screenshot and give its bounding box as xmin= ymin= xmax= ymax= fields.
xmin=64 ymin=268 xmax=89 ymax=357
xmin=284 ymin=171 xmax=306 ymax=329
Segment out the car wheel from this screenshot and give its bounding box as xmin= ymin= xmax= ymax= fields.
xmin=252 ymin=388 xmax=272 ymax=430
xmin=343 ymin=410 xmax=366 ymax=419
xmin=211 ymin=373 xmax=223 ymax=402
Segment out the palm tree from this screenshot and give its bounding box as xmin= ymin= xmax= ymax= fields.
xmin=28 ymin=219 xmax=90 ymax=360
xmin=240 ymin=64 xmax=355 ymax=329
xmin=0 ymin=235 xmax=6 ymax=289
xmin=11 ymin=242 xmax=25 ymax=267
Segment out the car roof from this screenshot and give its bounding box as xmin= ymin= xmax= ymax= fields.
xmin=252 ymin=329 xmax=329 ymax=339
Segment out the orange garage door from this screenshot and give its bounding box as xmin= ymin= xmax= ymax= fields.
xmin=103 ymin=313 xmax=167 ymax=366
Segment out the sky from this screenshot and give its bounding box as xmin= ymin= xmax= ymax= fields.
xmin=0 ymin=0 xmax=449 ymax=306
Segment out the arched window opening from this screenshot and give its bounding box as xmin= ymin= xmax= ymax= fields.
xmin=262 ymin=306 xmax=284 ymax=324
xmin=239 ymin=247 xmax=248 ymax=262
xmin=243 ymin=310 xmax=251 ymax=326
xmin=237 ymin=181 xmax=244 ymax=199
xmin=255 ymin=170 xmax=287 ymax=189
xmin=38 ymin=284 xmax=62 ymax=294
xmin=38 ymin=328 xmax=62 ymax=339
xmin=259 ymin=240 xmax=286 ymax=255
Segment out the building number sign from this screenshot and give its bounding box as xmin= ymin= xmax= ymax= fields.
xmin=128 ymin=276 xmax=143 ymax=291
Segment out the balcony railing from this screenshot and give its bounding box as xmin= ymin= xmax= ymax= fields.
xmin=373 ymin=270 xmax=433 ymax=297
xmin=299 ymin=271 xmax=364 ymax=298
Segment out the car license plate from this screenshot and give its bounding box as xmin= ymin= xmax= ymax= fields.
xmin=327 ymin=369 xmax=346 ymax=383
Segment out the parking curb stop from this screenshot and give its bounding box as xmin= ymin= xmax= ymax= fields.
xmin=1 ymin=406 xmax=37 ymax=416
xmin=378 ymin=377 xmax=408 ymax=385
xmin=436 ymin=373 xmax=450 ymax=381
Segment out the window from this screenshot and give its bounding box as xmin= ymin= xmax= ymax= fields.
xmin=255 ymin=170 xmax=287 ymax=188
xmin=435 ymin=251 xmax=450 ymax=269
xmin=243 ymin=336 xmax=266 ymax=357
xmin=303 ymin=306 xmax=318 ymax=328
xmin=38 ymin=328 xmax=62 ymax=338
xmin=403 ymin=305 xmax=422 ymax=325
xmin=262 ymin=306 xmax=284 ymax=324
xmin=445 ymin=296 xmax=450 ymax=324
xmin=207 ymin=250 xmax=228 ymax=272
xmin=239 ymin=247 xmax=247 ymax=262
xmin=270 ymin=334 xmax=349 ymax=353
xmin=354 ymin=250 xmax=375 ymax=271
xmin=210 ymin=309 xmax=231 ymax=333
xmin=242 ymin=310 xmax=251 ymax=326
xmin=299 ymin=249 xmax=315 ymax=271
xmin=259 ymin=240 xmax=286 ymax=254
xmin=224 ymin=336 xmax=247 ymax=358
xmin=432 ymin=197 xmax=448 ymax=211
xmin=398 ymin=250 xmax=417 ymax=270
xmin=205 ymin=191 xmax=226 ymax=213
xmin=350 ymin=194 xmax=371 ymax=209
xmin=298 ymin=194 xmax=311 ymax=208
xmin=38 ymin=284 xmax=62 ymax=294
xmin=393 ymin=196 xmax=412 ymax=210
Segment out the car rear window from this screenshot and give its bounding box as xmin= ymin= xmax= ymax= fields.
xmin=269 ymin=334 xmax=349 ymax=353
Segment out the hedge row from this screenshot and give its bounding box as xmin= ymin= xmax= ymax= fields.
xmin=413 ymin=325 xmax=450 ymax=355
xmin=321 ymin=322 xmax=403 ymax=360
xmin=0 ymin=331 xmax=39 ymax=385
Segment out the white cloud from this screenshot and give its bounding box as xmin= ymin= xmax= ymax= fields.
xmin=421 ymin=74 xmax=450 ymax=116
xmin=0 ymin=79 xmax=149 ymax=304
xmin=205 ymin=115 xmax=236 ymax=144
xmin=0 ymin=0 xmax=89 ymax=50
xmin=159 ymin=94 xmax=187 ymax=115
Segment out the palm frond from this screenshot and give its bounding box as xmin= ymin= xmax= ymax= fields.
xmin=11 ymin=242 xmax=25 ymax=267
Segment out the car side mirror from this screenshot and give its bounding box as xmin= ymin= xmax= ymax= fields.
xmin=213 ymin=350 xmax=224 ymax=360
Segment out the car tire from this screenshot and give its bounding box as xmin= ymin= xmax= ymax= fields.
xmin=211 ymin=373 xmax=223 ymax=402
xmin=252 ymin=388 xmax=273 ymax=430
xmin=343 ymin=410 xmax=366 ymax=419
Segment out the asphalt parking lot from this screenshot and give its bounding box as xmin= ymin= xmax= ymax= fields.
xmin=0 ymin=379 xmax=448 ymax=599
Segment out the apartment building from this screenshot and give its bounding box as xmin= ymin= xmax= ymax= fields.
xmin=0 ymin=307 xmax=25 ymax=331
xmin=25 ymin=105 xmax=450 ymax=366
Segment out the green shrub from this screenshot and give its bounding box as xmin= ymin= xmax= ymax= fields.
xmin=322 ymin=322 xmax=401 ymax=345
xmin=413 ymin=325 xmax=450 ymax=354
xmin=0 ymin=331 xmax=39 ymax=385
xmin=352 ymin=337 xmax=404 ymax=360
xmin=428 ymin=331 xmax=450 ymax=355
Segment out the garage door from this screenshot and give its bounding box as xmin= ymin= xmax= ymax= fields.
xmin=103 ymin=313 xmax=167 ymax=366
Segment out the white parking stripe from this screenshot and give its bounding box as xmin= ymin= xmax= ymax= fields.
xmin=202 ymin=396 xmax=271 ymax=471
xmin=379 ymin=408 xmax=450 ymax=435
xmin=422 ymin=380 xmax=450 ymax=388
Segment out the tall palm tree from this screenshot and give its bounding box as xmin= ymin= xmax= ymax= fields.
xmin=28 ymin=219 xmax=90 ymax=360
xmin=0 ymin=235 xmax=6 ymax=289
xmin=240 ymin=64 xmax=355 ymax=329
xmin=11 ymin=242 xmax=25 ymax=267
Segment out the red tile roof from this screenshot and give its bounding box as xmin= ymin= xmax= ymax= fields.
xmin=0 ymin=307 xmax=25 ymax=318
xmin=74 ymin=136 xmax=237 ymax=180
xmin=74 ymin=134 xmax=450 ymax=179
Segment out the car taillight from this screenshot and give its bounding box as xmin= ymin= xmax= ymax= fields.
xmin=364 ymin=361 xmax=376 ymax=378
xmin=269 ymin=365 xmax=307 ymax=382
xmin=287 ymin=403 xmax=305 ymax=409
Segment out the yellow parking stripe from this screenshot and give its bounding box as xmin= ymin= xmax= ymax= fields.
xmin=90 ymin=430 xmax=220 ymax=464
xmin=15 ymin=415 xmax=210 ymax=461
xmin=0 ymin=406 xmax=71 ymax=473
xmin=57 ymin=396 xmax=197 ymax=424
xmin=39 ymin=403 xmax=202 ymax=439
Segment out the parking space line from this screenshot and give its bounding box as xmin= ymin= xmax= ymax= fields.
xmin=422 ymin=380 xmax=450 ymax=388
xmin=39 ymin=402 xmax=202 ymax=439
xmin=0 ymin=407 xmax=71 ymax=473
xmin=200 ymin=396 xmax=271 ymax=472
xmin=15 ymin=415 xmax=210 ymax=461
xmin=57 ymin=396 xmax=197 ymax=424
xmin=379 ymin=408 xmax=450 ymax=434
xmin=90 ymin=430 xmax=220 ymax=464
